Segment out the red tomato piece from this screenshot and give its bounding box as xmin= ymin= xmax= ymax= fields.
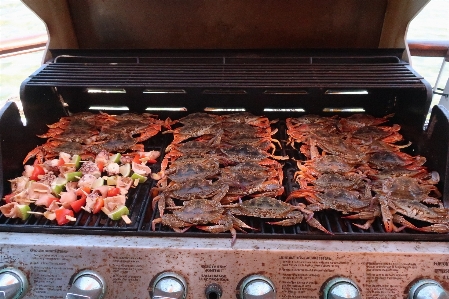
xmin=30 ymin=164 xmax=45 ymax=181
xmin=57 ymin=157 xmax=65 ymax=166
xmin=107 ymin=187 xmax=121 ymax=197
xmin=70 ymin=197 xmax=86 ymax=213
xmin=55 ymin=208 xmax=75 ymax=225
xmin=92 ymin=197 xmax=104 ymax=214
xmin=132 ymin=154 xmax=141 ymax=163
xmin=76 ymin=187 xmax=91 ymax=201
xmin=97 ymin=161 xmax=105 ymax=173
xmin=3 ymin=193 xmax=14 ymax=204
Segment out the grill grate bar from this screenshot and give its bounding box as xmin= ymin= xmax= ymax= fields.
xmin=26 ymin=61 xmax=423 ymax=88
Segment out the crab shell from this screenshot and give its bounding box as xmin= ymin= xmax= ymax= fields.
xmin=221 ymin=112 xmax=271 ymax=128
xmin=228 ymin=197 xmax=304 ymax=220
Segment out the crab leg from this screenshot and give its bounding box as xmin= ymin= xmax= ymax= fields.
xmin=196 ymin=225 xmax=237 ymax=246
xmin=391 ymin=215 xmax=422 ymax=232
xmin=151 ymin=193 xmax=166 ymax=216
xmin=342 ymin=209 xmax=380 ymax=230
xmin=417 ymin=223 xmax=449 ymax=233
xmin=152 ymin=215 xmax=193 ymax=232
xmin=378 ymin=196 xmax=395 ymax=233
xmin=267 ymin=217 xmax=303 ymax=226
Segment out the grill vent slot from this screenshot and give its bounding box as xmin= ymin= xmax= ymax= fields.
xmin=323 ymin=107 xmax=366 ymax=113
xmin=204 ymin=107 xmax=246 ymax=112
xmin=89 ymin=106 xmax=129 ymax=111
xmin=325 ymin=89 xmax=369 ymax=95
xmin=264 ymin=108 xmax=306 ymax=112
xmin=143 ymin=89 xmax=186 ymax=94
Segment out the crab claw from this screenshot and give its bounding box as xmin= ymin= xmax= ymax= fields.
xmin=306 ymin=217 xmax=333 ymax=235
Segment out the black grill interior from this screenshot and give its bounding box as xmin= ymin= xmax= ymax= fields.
xmin=1 ymin=50 xmax=448 ymax=241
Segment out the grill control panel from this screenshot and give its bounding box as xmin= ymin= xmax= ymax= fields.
xmin=0 ymin=233 xmax=448 ymax=299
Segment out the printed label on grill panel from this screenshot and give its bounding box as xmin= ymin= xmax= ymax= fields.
xmin=278 ymin=255 xmax=350 ymax=299
xmin=109 ymin=255 xmax=145 ymax=284
xmin=365 ymin=261 xmax=418 ymax=299
xmin=434 ymin=261 xmax=449 ymax=282
xmin=199 ymin=264 xmax=230 ymax=282
xmin=27 ymin=248 xmax=76 ymax=298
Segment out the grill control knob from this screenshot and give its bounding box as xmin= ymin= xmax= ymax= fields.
xmin=150 ymin=272 xmax=187 ymax=299
xmin=65 ymin=270 xmax=106 ymax=299
xmin=239 ymin=275 xmax=276 ymax=299
xmin=0 ymin=267 xmax=29 ymax=299
xmin=322 ymin=277 xmax=362 ymax=299
xmin=408 ymin=279 xmax=449 ymax=299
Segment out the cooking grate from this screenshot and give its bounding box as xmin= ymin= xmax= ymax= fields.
xmin=0 ymin=119 xmax=447 ymax=241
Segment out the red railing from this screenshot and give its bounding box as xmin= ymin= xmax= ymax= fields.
xmin=1 ymin=34 xmax=448 ymax=59
xmin=408 ymin=39 xmax=449 ymax=59
xmin=0 ymin=33 xmax=47 ymax=58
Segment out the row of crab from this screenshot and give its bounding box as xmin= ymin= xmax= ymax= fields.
xmin=23 ymin=112 xmax=165 ymax=164
xmin=286 ymin=114 xmax=448 ymax=233
xmin=150 ymin=112 xmax=331 ymax=243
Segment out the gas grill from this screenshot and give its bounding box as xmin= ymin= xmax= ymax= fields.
xmin=1 ymin=1 xmax=449 ymax=299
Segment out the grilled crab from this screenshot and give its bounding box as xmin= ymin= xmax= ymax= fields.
xmin=38 ymin=118 xmax=100 ymax=143
xmin=152 ymin=198 xmax=255 ymax=245
xmin=337 ymin=113 xmax=394 ymax=133
xmin=295 ymin=172 xmax=370 ymax=195
xmin=366 ymin=151 xmax=427 ymax=170
xmin=221 ymin=112 xmax=272 ymax=128
xmin=309 ymin=135 xmax=367 ymax=163
xmin=88 ymin=134 xmax=145 ymax=154
xmin=349 ymin=124 xmax=403 ymax=144
xmin=217 ymin=162 xmax=284 ymax=203
xmin=170 ymin=112 xmax=223 ymax=127
xmin=288 ymin=188 xmax=371 ymax=211
xmin=221 ymin=135 xmax=280 ymax=154
xmin=219 ymin=144 xmax=288 ymax=165
xmin=290 ymin=188 xmax=379 ymax=228
xmin=286 ymin=116 xmax=339 ymax=149
xmin=221 ymin=161 xmax=283 ymax=184
xmin=227 ymin=196 xmax=331 ymax=234
xmin=220 ymin=122 xmax=275 ymax=139
xmin=153 ymin=156 xmax=221 ymax=186
xmin=377 ymin=197 xmax=449 ymax=233
xmin=294 ymin=155 xmax=357 ymax=184
xmin=24 ymin=140 xmax=95 ymax=164
xmin=161 ymin=136 xmax=222 ymax=172
xmin=152 ymin=178 xmax=229 ymax=215
xmin=373 ymin=176 xmax=444 ymax=232
xmin=164 ymin=122 xmax=223 ymax=144
xmin=374 ymin=176 xmax=441 ymax=206
xmin=97 ymin=116 xmax=163 ymax=143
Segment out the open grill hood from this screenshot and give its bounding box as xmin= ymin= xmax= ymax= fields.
xmin=23 ymin=0 xmax=430 ymax=61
